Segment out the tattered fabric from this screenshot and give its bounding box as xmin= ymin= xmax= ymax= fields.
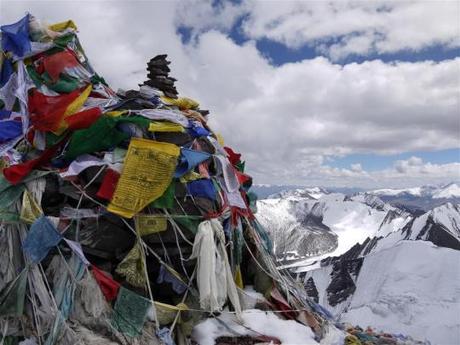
xmin=156 ymin=265 xmax=187 ymax=294
xmin=22 ymin=216 xmax=63 ymax=263
xmin=64 ymin=116 xmax=150 ymax=160
xmin=42 ymin=49 xmax=79 ymax=82
xmin=115 ymin=243 xmax=147 ymax=288
xmin=3 ymin=138 xmax=64 ymax=185
xmin=0 ymin=267 xmax=28 ymax=317
xmin=0 ymin=14 xmax=31 ymax=57
xmin=111 ymin=287 xmax=151 ymax=337
xmin=186 ymin=179 xmax=217 ymax=201
xmin=91 ymin=265 xmax=120 ymax=301
xmin=96 ymin=168 xmax=120 ymax=200
xmin=0 ymin=120 xmax=22 ymax=143
xmin=175 ymin=148 xmax=211 ymax=178
xmin=190 ymin=219 xmax=241 ymax=317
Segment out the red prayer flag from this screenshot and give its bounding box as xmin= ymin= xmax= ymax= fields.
xmin=224 ymin=146 xmax=241 ymax=165
xmin=91 ymin=265 xmax=120 ymax=301
xmin=65 ymin=107 xmax=102 ymax=131
xmin=42 ymin=49 xmax=79 ymax=82
xmin=29 ymin=88 xmax=81 ymax=132
xmin=2 ymin=140 xmax=65 ymax=185
xmin=96 ymin=169 xmax=120 ymax=200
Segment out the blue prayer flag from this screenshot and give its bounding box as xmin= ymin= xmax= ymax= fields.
xmin=0 ymin=58 xmax=14 ymax=88
xmin=22 ymin=216 xmax=63 ymax=263
xmin=1 ymin=14 xmax=32 ymax=57
xmin=0 ymin=120 xmax=22 ymax=142
xmin=187 ymin=121 xmax=210 ymax=138
xmin=186 ymin=179 xmax=216 ymax=201
xmin=174 ymin=148 xmax=210 ymax=177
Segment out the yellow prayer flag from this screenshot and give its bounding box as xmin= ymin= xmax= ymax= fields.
xmin=48 ymin=20 xmax=78 ymax=32
xmin=216 ymin=133 xmax=225 ymax=146
xmin=148 ymin=121 xmax=185 ymax=133
xmin=20 ymin=190 xmax=43 ymax=224
xmin=115 ymin=243 xmax=147 ymax=289
xmin=64 ymin=84 xmax=92 ymax=116
xmin=107 ymin=138 xmax=180 ymax=218
xmin=235 ymin=266 xmax=244 ymax=289
xmin=160 ymin=96 xmax=199 ymax=110
xmin=53 ymin=84 xmax=93 ymax=135
xmin=105 ymin=110 xmax=126 ymax=117
xmin=155 ymin=302 xmax=189 ymax=326
xmin=179 ymin=171 xmax=202 ymax=183
xmin=135 ymin=214 xmax=168 ymax=236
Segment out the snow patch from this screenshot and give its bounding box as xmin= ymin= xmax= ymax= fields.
xmin=192 ymin=309 xmax=318 ymax=345
xmin=340 ymin=241 xmax=460 ymax=345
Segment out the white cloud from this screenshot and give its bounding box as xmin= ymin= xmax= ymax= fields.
xmin=241 ymin=1 xmax=460 ymax=60
xmin=370 ymin=157 xmax=460 ymax=187
xmin=350 ymin=163 xmax=363 ymax=173
xmin=175 ymin=0 xmax=245 ymax=38
xmin=1 ymin=1 xmax=459 ymax=188
xmin=288 ymin=158 xmax=460 ymax=189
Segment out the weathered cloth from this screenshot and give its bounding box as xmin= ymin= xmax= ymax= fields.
xmin=22 ymin=216 xmax=62 ymax=263
xmin=156 ymin=265 xmax=187 ymax=294
xmin=175 ymin=148 xmax=210 ymax=178
xmin=150 ymin=181 xmax=175 ymax=209
xmin=111 ymin=287 xmax=151 ymax=337
xmin=0 ymin=14 xmax=31 ymax=57
xmin=115 ymin=243 xmax=147 ymax=288
xmin=91 ymin=265 xmax=120 ymax=302
xmin=19 ymin=189 xmax=43 ymax=223
xmin=0 ymin=267 xmax=28 ymax=317
xmin=91 ymin=265 xmax=120 ymax=301
xmin=190 ymin=219 xmax=241 ymax=317
xmin=135 ymin=214 xmax=168 ymax=236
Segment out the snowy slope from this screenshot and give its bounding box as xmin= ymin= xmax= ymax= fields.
xmin=367 ymin=183 xmax=460 ymax=212
xmin=257 ymin=190 xmax=410 ymax=263
xmin=300 ymin=204 xmax=460 ymax=344
xmin=432 ymin=183 xmax=460 ymax=199
xmin=368 ymin=203 xmax=460 ymax=253
xmin=271 ymin=187 xmax=330 ymax=200
xmin=340 ymin=241 xmax=460 ymax=345
xmin=192 ymin=309 xmax=319 ymax=345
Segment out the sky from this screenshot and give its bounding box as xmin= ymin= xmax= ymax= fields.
xmin=1 ymin=0 xmax=459 ymax=188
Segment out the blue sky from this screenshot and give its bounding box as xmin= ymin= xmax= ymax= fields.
xmin=174 ymin=2 xmax=459 ymax=186
xmin=328 ymin=148 xmax=460 ymax=172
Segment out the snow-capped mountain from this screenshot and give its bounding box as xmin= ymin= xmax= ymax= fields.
xmin=256 ymin=189 xmax=411 ymax=264
xmin=370 ymin=183 xmax=460 ymax=198
xmin=367 ymin=182 xmax=460 ymax=212
xmin=269 ymin=186 xmax=330 ymax=200
xmin=298 ymin=203 xmax=460 ymax=344
xmin=251 ymin=184 xmax=305 ymax=199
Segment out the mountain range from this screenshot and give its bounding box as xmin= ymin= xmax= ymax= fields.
xmin=256 ymin=185 xmax=460 ymax=344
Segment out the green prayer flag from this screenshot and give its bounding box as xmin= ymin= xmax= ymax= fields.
xmin=150 ymin=181 xmax=175 ymax=209
xmin=174 ymin=216 xmax=201 ymax=235
xmin=111 ymin=287 xmax=151 ymax=337
xmin=235 ymin=160 xmax=245 ymax=172
xmin=0 ymin=268 xmax=28 ymax=317
xmin=0 ymin=336 xmax=19 ymax=345
xmin=64 ymin=115 xmax=151 ymax=160
xmin=53 ymin=33 xmax=76 ymax=49
xmin=0 ymin=211 xmax=20 ymax=223
xmin=0 ymin=171 xmax=50 ymax=211
xmin=247 ymin=191 xmax=258 ymax=214
xmin=27 ymin=66 xmax=79 ymax=93
xmin=0 ymin=178 xmax=25 ymax=210
xmin=42 ymin=72 xmax=79 ymax=93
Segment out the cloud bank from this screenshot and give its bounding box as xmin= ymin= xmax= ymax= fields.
xmin=1 ymin=0 xmax=459 ymax=187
